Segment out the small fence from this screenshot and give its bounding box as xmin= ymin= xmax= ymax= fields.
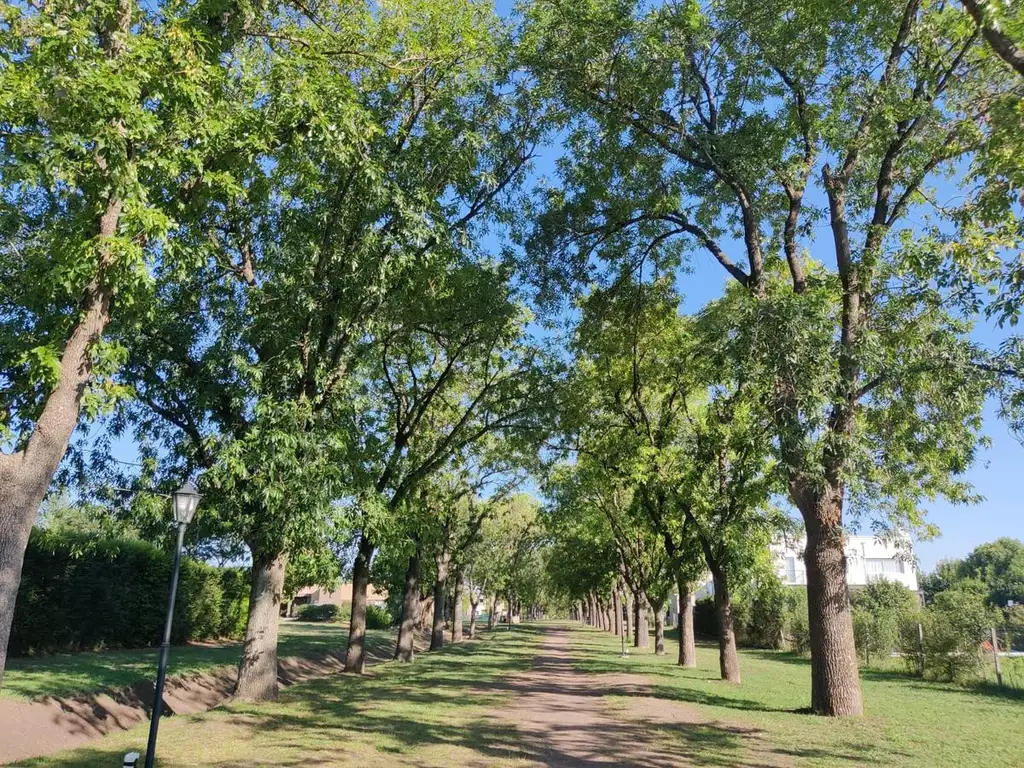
xmin=867 ymin=620 xmax=1024 ymax=693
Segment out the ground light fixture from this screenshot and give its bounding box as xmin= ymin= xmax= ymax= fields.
xmin=144 ymin=481 xmax=200 ymax=768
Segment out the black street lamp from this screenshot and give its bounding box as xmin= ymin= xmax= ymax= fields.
xmin=144 ymin=481 xmax=200 ymax=768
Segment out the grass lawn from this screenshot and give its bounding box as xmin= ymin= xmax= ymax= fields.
xmin=14 ymin=625 xmax=542 ymax=768
xmin=570 ymin=627 xmax=1024 ymax=767
xmin=2 ymin=621 xmax=393 ymax=700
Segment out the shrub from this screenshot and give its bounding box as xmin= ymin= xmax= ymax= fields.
xmin=743 ymin=574 xmax=788 ymax=649
xmin=694 ymin=597 xmax=717 ymax=637
xmin=297 ymin=603 xmax=340 ymax=622
xmin=10 ymin=529 xmax=248 ymax=656
xmin=920 ymin=581 xmax=1001 ymax=683
xmin=365 ymin=604 xmax=393 ymax=629
xmin=850 ymin=580 xmax=918 ymax=665
xmin=783 ymin=588 xmax=810 ymax=654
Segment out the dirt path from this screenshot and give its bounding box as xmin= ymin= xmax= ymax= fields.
xmin=492 ymin=627 xmax=791 ymax=767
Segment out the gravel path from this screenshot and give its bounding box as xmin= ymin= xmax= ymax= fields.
xmin=492 ymin=627 xmax=792 ymax=767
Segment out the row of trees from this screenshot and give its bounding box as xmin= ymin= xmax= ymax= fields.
xmin=2 ymin=0 xmax=1023 ymax=720
xmin=0 ymin=0 xmax=559 ymax=699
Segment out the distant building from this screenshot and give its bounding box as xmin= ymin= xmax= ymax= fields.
xmin=667 ymin=534 xmax=918 ymax=624
xmin=772 ymin=534 xmax=918 ymax=592
xmin=290 ymin=582 xmax=389 ymax=613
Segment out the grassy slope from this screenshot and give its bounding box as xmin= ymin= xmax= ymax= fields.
xmin=571 ymin=627 xmax=1024 ymax=768
xmin=2 ymin=622 xmax=395 ymax=700
xmin=14 ymin=626 xmax=542 ymax=768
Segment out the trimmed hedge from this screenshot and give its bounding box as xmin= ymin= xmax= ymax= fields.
xmin=297 ymin=603 xmax=340 ymax=622
xmin=10 ymin=529 xmax=249 ymax=656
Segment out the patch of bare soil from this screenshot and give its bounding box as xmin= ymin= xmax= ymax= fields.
xmin=0 ymin=631 xmax=429 ymax=765
xmin=489 ymin=628 xmax=792 ymax=768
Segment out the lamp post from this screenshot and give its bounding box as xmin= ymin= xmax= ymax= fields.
xmin=144 ymin=482 xmax=200 ymax=768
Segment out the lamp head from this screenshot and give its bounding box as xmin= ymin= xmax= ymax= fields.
xmin=172 ymin=481 xmax=200 ymax=525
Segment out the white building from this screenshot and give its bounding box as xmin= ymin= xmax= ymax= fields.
xmin=667 ymin=534 xmax=918 ymax=624
xmin=773 ymin=534 xmax=918 ymax=592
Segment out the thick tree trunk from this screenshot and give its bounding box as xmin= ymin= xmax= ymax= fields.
xmin=624 ymin=589 xmax=634 ymax=640
xmin=634 ymin=594 xmax=649 ymax=648
xmin=430 ymin=545 xmax=451 ymax=651
xmin=605 ymin=597 xmax=613 ymax=632
xmin=488 ymin=595 xmax=496 ymax=630
xmin=451 ymin=568 xmax=464 ymax=643
xmin=803 ymin=503 xmax=863 ymax=715
xmin=235 ymin=548 xmax=287 ymax=701
xmin=653 ymin=604 xmax=666 ymax=655
xmin=394 ymin=546 xmax=420 ymax=663
xmin=711 ymin=569 xmax=741 ymax=684
xmin=677 ymin=577 xmax=697 ymax=668
xmin=344 ymin=535 xmax=374 ymax=673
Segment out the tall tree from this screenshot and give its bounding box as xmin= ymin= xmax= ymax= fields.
xmin=0 ymin=0 xmax=246 ymax=685
xmin=523 ymin=0 xmax=1001 ymax=715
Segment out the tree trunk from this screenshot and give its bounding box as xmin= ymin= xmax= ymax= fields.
xmin=605 ymin=597 xmax=613 ymax=632
xmin=235 ymin=547 xmax=287 ymax=701
xmin=344 ymin=535 xmax=374 ymax=673
xmin=677 ymin=577 xmax=697 ymax=668
xmin=624 ymin=589 xmax=634 ymax=640
xmin=653 ymin=604 xmax=666 ymax=655
xmin=612 ymin=589 xmax=622 ymax=637
xmin=430 ymin=548 xmax=450 ymax=651
xmin=451 ymin=568 xmax=464 ymax=643
xmin=634 ymin=594 xmax=649 ymax=648
xmin=712 ymin=569 xmax=741 ymax=684
xmin=804 ymin=504 xmax=863 ymax=715
xmin=469 ymin=596 xmax=479 ymax=639
xmin=394 ymin=545 xmax=420 ymax=663
xmin=488 ymin=595 xmax=496 ymax=630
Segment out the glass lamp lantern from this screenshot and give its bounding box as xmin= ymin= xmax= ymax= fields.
xmin=171 ymin=482 xmax=200 ymax=526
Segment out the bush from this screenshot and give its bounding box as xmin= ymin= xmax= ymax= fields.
xmin=850 ymin=580 xmax=918 ymax=665
xmin=783 ymin=588 xmax=810 ymax=654
xmin=297 ymin=603 xmax=340 ymax=622
xmin=694 ymin=597 xmax=717 ymax=637
xmin=365 ymin=604 xmax=393 ymax=629
xmin=10 ymin=529 xmax=249 ymax=656
xmin=743 ymin=575 xmax=788 ymax=649
xmin=920 ymin=582 xmax=1001 ymax=683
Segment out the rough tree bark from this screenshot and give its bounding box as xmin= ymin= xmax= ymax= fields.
xmin=451 ymin=567 xmax=464 ymax=643
xmin=711 ymin=569 xmax=741 ymax=684
xmin=344 ymin=534 xmax=375 ymax=673
xmin=394 ymin=545 xmax=421 ymax=663
xmin=677 ymin=577 xmax=697 ymax=668
xmin=634 ymin=594 xmax=649 ymax=648
xmin=235 ymin=548 xmax=287 ymax=701
xmin=430 ymin=545 xmax=450 ymax=651
xmin=624 ymin=589 xmax=633 ymax=640
xmin=488 ymin=595 xmax=497 ymax=630
xmin=651 ymin=600 xmax=666 ymax=655
xmin=803 ymin=501 xmax=862 ymax=714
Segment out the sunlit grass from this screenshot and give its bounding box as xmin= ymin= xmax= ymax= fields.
xmin=570 ymin=626 xmax=1024 ymax=767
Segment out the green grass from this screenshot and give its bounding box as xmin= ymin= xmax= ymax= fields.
xmin=14 ymin=625 xmax=543 ymax=768
xmin=2 ymin=621 xmax=389 ymax=700
xmin=569 ymin=627 xmax=1024 ymax=767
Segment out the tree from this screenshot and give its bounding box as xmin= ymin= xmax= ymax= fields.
xmin=114 ymin=0 xmax=544 ymax=696
xmin=923 ymin=538 xmax=1024 ymax=608
xmin=0 ymin=0 xmax=249 ymax=686
xmin=522 ymin=0 xmax=1004 ymax=715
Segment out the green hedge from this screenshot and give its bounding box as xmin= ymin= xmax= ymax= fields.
xmin=366 ymin=604 xmax=393 ymax=629
xmin=10 ymin=529 xmax=249 ymax=656
xmin=297 ymin=603 xmax=340 ymax=622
